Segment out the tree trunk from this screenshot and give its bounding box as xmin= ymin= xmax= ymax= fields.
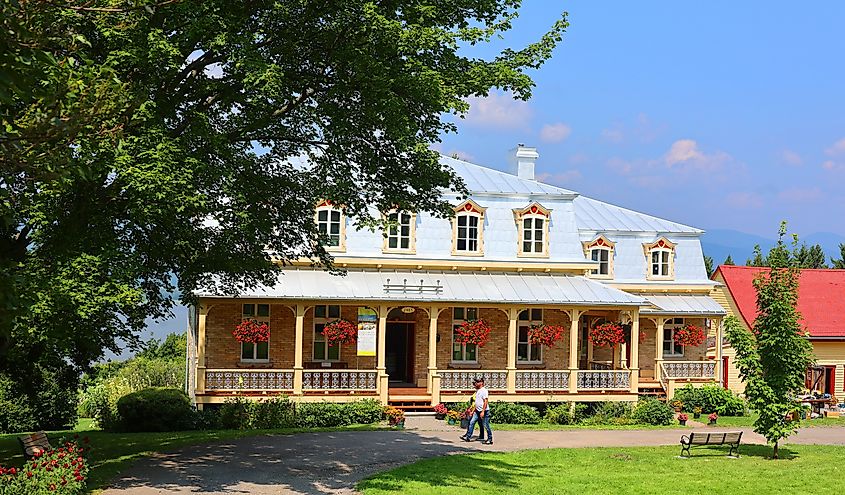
xmin=773 ymin=441 xmax=779 ymax=459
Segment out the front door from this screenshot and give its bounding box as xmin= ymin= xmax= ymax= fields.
xmin=386 ymin=322 xmax=414 ymax=384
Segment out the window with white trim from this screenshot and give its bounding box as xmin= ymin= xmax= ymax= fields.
xmin=644 ymin=237 xmax=675 ymax=280
xmin=517 ymin=309 xmax=543 ymax=363
xmin=452 ymin=307 xmax=479 ymax=362
xmin=591 ymin=248 xmax=611 ymax=276
xmin=514 ymin=203 xmax=551 ymax=257
xmin=651 ymin=249 xmax=671 ymax=277
xmin=315 ymin=201 xmax=344 ymax=249
xmin=583 ymin=235 xmax=615 ymax=279
xmin=385 ymin=211 xmax=414 ymax=252
xmin=241 ymin=303 xmax=270 ymax=362
xmin=313 ymin=304 xmax=341 ymax=361
xmin=452 ymin=201 xmax=485 ymax=255
xmin=663 ymin=317 xmax=685 ymax=357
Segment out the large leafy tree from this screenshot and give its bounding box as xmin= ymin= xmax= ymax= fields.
xmin=1 ymin=0 xmax=567 ymax=422
xmin=725 ymin=223 xmax=815 ymax=458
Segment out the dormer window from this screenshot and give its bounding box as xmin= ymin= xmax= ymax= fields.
xmin=513 ymin=203 xmax=551 ymax=257
xmin=582 ymin=235 xmax=615 ymax=279
xmin=383 ymin=211 xmax=416 ymax=254
xmin=452 ymin=200 xmax=486 ymax=255
xmin=315 ymin=200 xmax=345 ymax=251
xmin=643 ymin=237 xmax=676 ymax=280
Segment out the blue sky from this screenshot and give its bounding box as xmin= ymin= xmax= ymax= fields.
xmin=438 ymin=1 xmax=845 ymax=238
xmin=129 ymin=2 xmax=845 ymax=357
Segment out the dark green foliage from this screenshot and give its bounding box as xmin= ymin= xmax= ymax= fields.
xmin=704 ymin=255 xmax=714 ymax=277
xmin=544 ymin=404 xmax=574 ymax=425
xmin=578 ymin=401 xmax=635 ymax=426
xmin=631 ymin=398 xmax=674 ymax=426
xmin=0 ymin=363 xmax=79 ymax=433
xmin=116 ymin=387 xmax=195 ymax=432
xmin=216 ymin=398 xmax=383 ymax=430
xmin=724 ymin=255 xmax=735 ymax=266
xmin=136 ymin=333 xmax=187 ymax=361
xmin=488 ymin=402 xmax=541 ymax=424
xmin=832 ymin=243 xmax=845 ymax=269
xmin=727 ymin=223 xmax=815 ymax=458
xmin=672 ymin=384 xmax=747 ymax=416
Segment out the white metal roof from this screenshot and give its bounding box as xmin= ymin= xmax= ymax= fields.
xmin=440 ymin=155 xmax=577 ymax=196
xmin=573 ymin=196 xmax=703 ymax=234
xmin=198 ymin=268 xmax=647 ymax=307
xmin=641 ymin=294 xmax=726 ymax=315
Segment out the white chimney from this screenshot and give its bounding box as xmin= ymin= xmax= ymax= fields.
xmin=509 ymin=144 xmax=538 ymax=180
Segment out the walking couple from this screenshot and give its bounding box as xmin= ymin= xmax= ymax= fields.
xmin=459 ymin=375 xmax=493 ymax=445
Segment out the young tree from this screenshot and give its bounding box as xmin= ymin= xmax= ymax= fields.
xmin=704 ymin=255 xmax=714 ymax=277
xmin=1 ymin=1 xmax=568 ymax=427
xmin=723 ymin=254 xmax=735 ymax=266
xmin=725 ymin=223 xmax=815 ymax=458
xmin=746 ymin=244 xmax=766 ymax=266
xmin=831 ymin=243 xmax=845 ymax=269
xmin=794 ymin=243 xmax=828 ymax=269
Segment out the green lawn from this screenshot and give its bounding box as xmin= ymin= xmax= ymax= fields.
xmin=358 ymin=444 xmax=845 ymax=495
xmin=714 ymin=414 xmax=845 ymax=428
xmin=1 ymin=419 xmax=384 ymax=494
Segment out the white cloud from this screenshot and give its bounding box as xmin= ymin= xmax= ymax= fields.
xmin=777 ymin=187 xmax=822 ymax=203
xmin=825 ymin=137 xmax=845 ymax=156
xmin=663 ymin=139 xmax=731 ymax=172
xmin=539 ymin=123 xmax=572 ymax=143
xmin=781 ymin=149 xmax=802 ymax=166
xmin=822 ymin=138 xmax=845 ymax=171
xmin=463 ymin=92 xmax=532 ymax=129
xmin=601 ymin=113 xmax=664 ymax=144
xmin=536 ymin=170 xmax=582 ymax=185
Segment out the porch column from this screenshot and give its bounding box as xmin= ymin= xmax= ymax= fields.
xmin=506 ymin=307 xmax=518 ymax=394
xmin=293 ymin=304 xmax=306 ymax=395
xmin=195 ymin=304 xmax=208 ymax=395
xmin=618 ymin=343 xmax=626 ymax=369
xmin=568 ymin=309 xmax=582 ymax=393
xmin=629 ymin=308 xmax=640 ymax=393
xmin=427 ymin=306 xmax=440 ymax=402
xmin=587 ymin=339 xmax=594 ymax=364
xmin=377 ymin=305 xmax=389 ymax=403
xmin=655 ymin=317 xmax=665 ymax=382
xmin=713 ymin=317 xmax=723 ymax=387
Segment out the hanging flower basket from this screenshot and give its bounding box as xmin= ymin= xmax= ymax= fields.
xmin=454 ymin=319 xmax=492 ymax=347
xmin=322 ymin=319 xmax=358 ymax=346
xmin=233 ymin=320 xmax=270 ymax=343
xmin=623 ymin=324 xmax=646 ymax=344
xmin=673 ymin=323 xmax=706 ymax=347
xmin=527 ymin=324 xmax=566 ymax=347
xmin=589 ymin=322 xmax=625 ymax=348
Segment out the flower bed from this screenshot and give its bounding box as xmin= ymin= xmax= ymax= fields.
xmin=673 ymin=323 xmax=706 ymax=347
xmin=589 ymin=322 xmax=625 ymax=348
xmin=527 ymin=324 xmax=565 ymax=347
xmin=454 ymin=319 xmax=492 ymax=347
xmin=233 ymin=320 xmax=270 ymax=343
xmin=0 ymin=437 xmax=90 ymax=494
xmin=322 ymin=319 xmax=358 ymax=346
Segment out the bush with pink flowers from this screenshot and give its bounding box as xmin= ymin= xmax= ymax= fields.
xmin=0 ymin=437 xmax=90 ymax=494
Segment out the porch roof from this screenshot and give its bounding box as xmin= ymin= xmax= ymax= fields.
xmin=641 ymin=294 xmax=727 ymax=316
xmin=198 ymin=268 xmax=647 ymax=307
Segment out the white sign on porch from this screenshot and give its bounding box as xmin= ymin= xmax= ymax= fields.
xmin=357 ymin=324 xmax=376 ymax=356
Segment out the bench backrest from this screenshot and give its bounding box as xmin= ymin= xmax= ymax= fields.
xmin=18 ymin=431 xmax=51 ymax=457
xmin=689 ymin=431 xmax=743 ymax=445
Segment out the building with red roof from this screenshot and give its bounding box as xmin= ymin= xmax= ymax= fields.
xmin=711 ymin=265 xmax=845 ymax=395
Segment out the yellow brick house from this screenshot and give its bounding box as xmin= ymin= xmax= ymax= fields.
xmin=187 ymin=146 xmax=727 ymax=408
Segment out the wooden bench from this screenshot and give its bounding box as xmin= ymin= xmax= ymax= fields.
xmin=680 ymin=431 xmax=742 ymax=457
xmin=18 ymin=431 xmax=52 ymax=459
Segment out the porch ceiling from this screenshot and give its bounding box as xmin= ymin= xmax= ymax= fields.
xmin=641 ymin=294 xmax=727 ymax=316
xmin=197 ymin=268 xmax=647 ymax=307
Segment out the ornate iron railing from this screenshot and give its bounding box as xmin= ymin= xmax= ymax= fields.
xmin=660 ymin=361 xmax=716 ymax=380
xmin=588 ymin=360 xmax=613 ymax=371
xmin=440 ymin=370 xmax=508 ymax=390
xmin=576 ymin=370 xmax=631 ymax=390
xmin=514 ymin=370 xmax=570 ymax=390
xmin=205 ymin=369 xmax=294 ymax=391
xmin=302 ymin=370 xmax=378 ymax=390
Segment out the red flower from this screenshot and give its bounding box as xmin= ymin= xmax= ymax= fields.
xmin=49 ymin=483 xmax=56 ymax=491
xmin=233 ymin=319 xmax=270 ymax=343
xmin=454 ymin=319 xmax=492 ymax=347
xmin=527 ymin=324 xmax=566 ymax=347
xmin=76 ymin=474 xmax=84 ymax=481
xmin=673 ymin=323 xmax=706 ymax=347
xmin=321 ymin=319 xmax=358 ymax=346
xmin=9 ymin=467 xmax=16 ymax=475
xmin=589 ymin=322 xmax=626 ymax=348
xmin=27 ymin=471 xmax=33 ymax=478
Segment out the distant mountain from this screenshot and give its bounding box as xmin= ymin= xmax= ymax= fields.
xmin=701 ymin=229 xmax=845 ymax=267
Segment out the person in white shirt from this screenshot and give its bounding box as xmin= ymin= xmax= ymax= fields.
xmin=460 ymin=376 xmax=492 ymax=445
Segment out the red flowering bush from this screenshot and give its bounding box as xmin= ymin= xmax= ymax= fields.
xmin=454 ymin=319 xmax=492 ymax=347
xmin=527 ymin=324 xmax=565 ymax=347
xmin=673 ymin=323 xmax=706 ymax=347
xmin=322 ymin=319 xmax=358 ymax=346
xmin=0 ymin=437 xmax=90 ymax=494
xmin=233 ymin=320 xmax=270 ymax=343
xmin=589 ymin=322 xmax=625 ymax=348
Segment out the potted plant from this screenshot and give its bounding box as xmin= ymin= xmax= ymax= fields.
xmin=527 ymin=324 xmax=566 ymax=347
xmin=433 ymin=403 xmax=448 ymax=420
xmin=670 ymin=399 xmax=683 ymax=413
xmin=678 ymin=413 xmax=689 ymax=426
xmin=446 ymin=410 xmax=460 ymax=426
xmin=588 ymin=322 xmax=626 ymax=348
xmin=384 ymin=406 xmax=405 ymax=428
xmin=233 ymin=320 xmax=270 ymax=343
xmin=322 ymin=319 xmax=358 ymax=346
xmin=459 ymin=409 xmax=471 ymax=429
xmin=454 ymin=319 xmax=492 ymax=347
xmin=673 ymin=323 xmax=707 ymax=347
xmin=693 ymin=406 xmax=702 ymax=419
xmin=708 ymin=412 xmax=718 ymax=425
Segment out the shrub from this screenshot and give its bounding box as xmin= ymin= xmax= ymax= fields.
xmin=244 ymin=396 xmax=296 ymax=429
xmin=0 ymin=438 xmax=90 ymax=495
xmin=218 ymin=397 xmax=251 ymax=430
xmin=295 ymin=402 xmax=347 ymax=428
xmin=631 ymin=398 xmax=674 ymax=425
xmin=116 ymin=387 xmax=195 ymax=432
xmin=0 ymin=364 xmax=79 ymax=434
xmin=673 ymin=384 xmax=747 ymax=416
xmin=345 ymin=399 xmax=383 ymax=425
xmin=489 ymin=402 xmax=540 ymax=424
xmin=544 ymin=404 xmax=573 ymax=425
